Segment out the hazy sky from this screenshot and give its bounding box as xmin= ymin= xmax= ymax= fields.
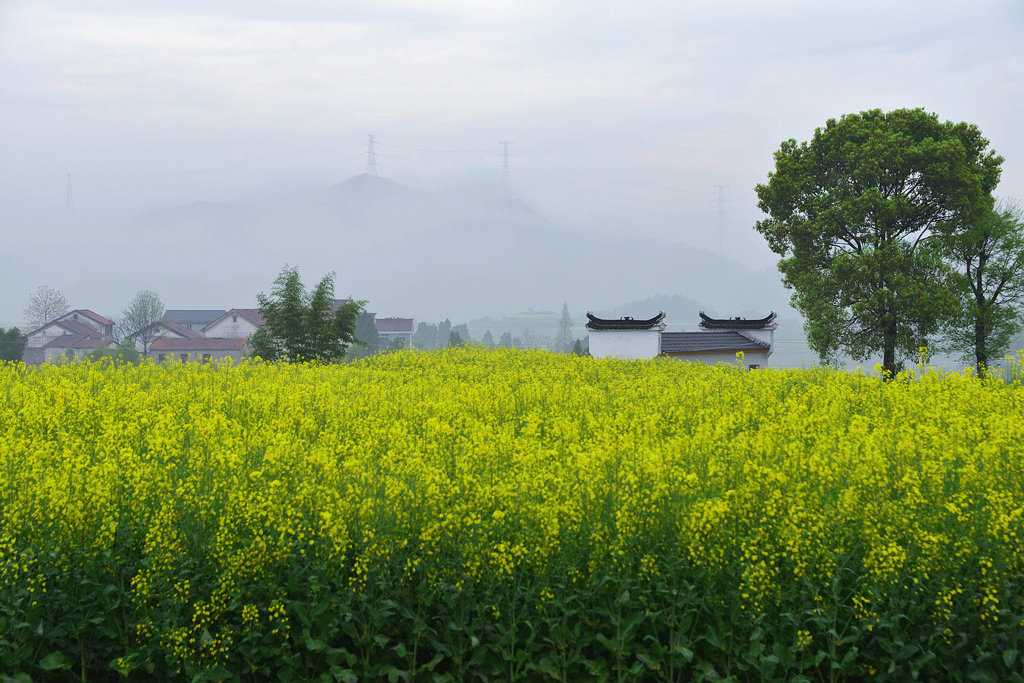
xmin=2 ymin=0 xmax=1023 ymax=325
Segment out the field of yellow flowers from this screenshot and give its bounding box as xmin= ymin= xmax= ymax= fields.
xmin=1 ymin=348 xmax=1023 ymax=681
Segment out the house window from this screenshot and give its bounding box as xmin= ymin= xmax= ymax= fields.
xmin=232 ymin=314 xmax=238 ymax=323
xmin=180 ymin=354 xmax=188 ymax=362
xmin=202 ymin=354 xmax=211 ymax=364
xmin=748 ymin=364 xmax=760 ymax=371
xmin=158 ymin=354 xmax=166 ymax=363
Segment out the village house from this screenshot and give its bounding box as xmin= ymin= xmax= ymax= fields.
xmin=375 ymin=317 xmax=415 ymax=351
xmin=22 ymin=309 xmax=117 ymax=364
xmin=149 ymin=336 xmax=250 ymax=364
xmin=586 ymin=311 xmax=776 ymax=369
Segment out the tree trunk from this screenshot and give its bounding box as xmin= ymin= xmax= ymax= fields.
xmin=882 ymin=314 xmax=898 ymax=379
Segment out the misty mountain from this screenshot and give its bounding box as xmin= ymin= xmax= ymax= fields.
xmin=5 ymin=174 xmax=794 ymax=330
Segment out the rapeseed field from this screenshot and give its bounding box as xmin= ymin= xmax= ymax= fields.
xmin=1 ymin=348 xmax=1022 ymax=681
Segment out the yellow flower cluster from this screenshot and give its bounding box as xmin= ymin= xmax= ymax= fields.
xmin=1 ymin=348 xmax=1022 ymax=667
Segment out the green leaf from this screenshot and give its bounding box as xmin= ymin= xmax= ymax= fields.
xmin=38 ymin=651 xmax=67 ymax=670
xmin=1005 ymin=649 xmax=1019 ymax=669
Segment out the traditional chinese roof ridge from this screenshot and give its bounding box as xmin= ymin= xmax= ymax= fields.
xmin=375 ymin=317 xmax=414 ymax=333
xmin=585 ymin=311 xmax=665 ymax=330
xmin=661 ymin=331 xmax=770 ymax=354
xmin=150 ymin=337 xmax=248 ymax=351
xmin=698 ymin=311 xmax=776 ymax=330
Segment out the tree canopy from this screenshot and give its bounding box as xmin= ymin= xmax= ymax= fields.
xmin=0 ymin=328 xmax=26 ymax=362
xmin=941 ymin=200 xmax=1024 ymax=370
xmin=754 ymin=108 xmax=1003 ymax=375
xmin=23 ymin=285 xmax=69 ymax=330
xmin=249 ymin=266 xmax=362 ymax=363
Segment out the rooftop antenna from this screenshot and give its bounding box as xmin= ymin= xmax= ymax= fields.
xmin=366 ymin=135 xmax=378 ymax=176
xmin=500 ymin=141 xmax=512 ymax=195
xmin=66 ymin=173 xmax=73 ymax=209
xmin=713 ymin=184 xmax=728 ymax=253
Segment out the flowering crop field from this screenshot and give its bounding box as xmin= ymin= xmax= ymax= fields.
xmin=1 ymin=349 xmax=1023 ymax=681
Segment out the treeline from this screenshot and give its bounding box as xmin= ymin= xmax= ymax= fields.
xmin=413 ymin=319 xmax=588 ymax=354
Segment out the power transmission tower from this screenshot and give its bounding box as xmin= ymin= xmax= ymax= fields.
xmin=366 ymin=135 xmax=378 ymax=176
xmin=713 ymin=184 xmax=728 ymax=253
xmin=500 ymin=141 xmax=512 ymax=195
xmin=66 ymin=173 xmax=73 ymax=209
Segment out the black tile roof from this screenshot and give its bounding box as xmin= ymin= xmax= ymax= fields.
xmin=586 ymin=311 xmax=665 ymax=330
xmin=661 ymin=331 xmax=769 ymax=354
xmin=699 ymin=311 xmax=776 ymax=330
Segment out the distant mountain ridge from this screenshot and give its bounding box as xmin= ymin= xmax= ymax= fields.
xmin=122 ymin=174 xmax=792 ymax=323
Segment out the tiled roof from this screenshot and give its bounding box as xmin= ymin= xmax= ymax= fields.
xmin=375 ymin=317 xmax=414 ymax=333
xmin=151 ymin=337 xmax=248 ymax=351
xmin=162 ymin=321 xmax=203 ymax=339
xmin=57 ymin=319 xmax=102 ymax=337
xmin=231 ymin=309 xmax=265 ymax=326
xmin=660 ymin=331 xmax=770 ymax=354
xmin=44 ymin=335 xmax=117 ymax=349
xmin=71 ymin=310 xmax=115 ymax=326
xmin=586 ymin=312 xmax=665 ymax=331
xmin=699 ymin=311 xmax=777 ymax=330
xmin=164 ymin=310 xmax=226 ymax=324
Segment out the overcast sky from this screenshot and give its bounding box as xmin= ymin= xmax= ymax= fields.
xmin=2 ymin=0 xmax=1022 ymax=325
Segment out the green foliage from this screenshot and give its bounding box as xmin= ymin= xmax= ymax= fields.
xmin=755 ymin=108 xmax=1003 ymax=376
xmin=249 ymin=266 xmax=363 ymax=363
xmin=940 ymin=200 xmax=1024 ymax=370
xmin=0 ymin=327 xmax=26 ymax=362
xmin=413 ymin=322 xmax=438 ymax=350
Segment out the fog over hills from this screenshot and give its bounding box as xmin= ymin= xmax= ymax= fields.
xmin=1 ymin=174 xmax=795 ymax=334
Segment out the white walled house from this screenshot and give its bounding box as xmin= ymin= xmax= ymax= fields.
xmin=23 ymin=309 xmax=116 ymax=364
xmin=202 ymin=309 xmax=265 ymax=339
xmin=149 ymin=336 xmax=250 ymax=364
xmin=586 ymin=311 xmax=776 ymax=369
xmin=585 ymin=312 xmax=666 ymax=359
xmin=376 ymin=317 xmax=415 ymax=351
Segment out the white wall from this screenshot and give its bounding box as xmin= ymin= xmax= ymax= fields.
xmin=589 ymin=329 xmax=661 ymax=359
xmin=203 ymin=316 xmax=259 ymax=339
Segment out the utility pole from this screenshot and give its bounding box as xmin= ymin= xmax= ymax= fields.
xmin=713 ymin=184 xmax=728 ymax=253
xmin=500 ymin=141 xmax=512 ymax=195
xmin=366 ymin=135 xmax=377 ymax=176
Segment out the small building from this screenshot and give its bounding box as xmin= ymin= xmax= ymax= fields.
xmin=149 ymin=336 xmax=250 ymax=364
xmin=375 ymin=317 xmax=415 ymax=351
xmin=23 ymin=309 xmax=116 ymax=364
xmin=586 ymin=311 xmax=776 ymax=368
xmin=585 ymin=312 xmax=666 ymax=360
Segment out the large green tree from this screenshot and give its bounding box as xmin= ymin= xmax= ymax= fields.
xmin=754 ymin=108 xmax=1002 ymax=375
xmin=941 ymin=200 xmax=1024 ymax=371
xmin=250 ymin=266 xmax=362 ymax=363
xmin=0 ymin=328 xmax=26 ymax=362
